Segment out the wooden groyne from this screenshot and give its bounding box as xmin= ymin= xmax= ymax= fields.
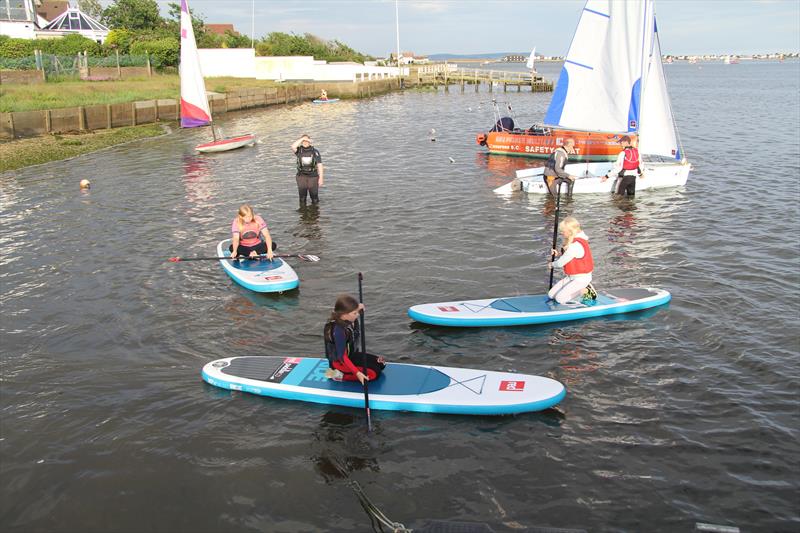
xmin=408 ymin=65 xmax=553 ymax=93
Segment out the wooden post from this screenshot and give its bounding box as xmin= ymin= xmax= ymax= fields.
xmin=489 ymin=71 xmax=493 ymax=93
xmin=106 ymin=104 xmax=112 ymax=129
xmin=44 ymin=109 xmax=51 ymax=133
xmin=131 ymin=102 xmax=136 ymax=126
xmin=153 ymin=99 xmax=159 ymax=121
xmin=503 ymin=82 xmax=507 ymax=92
xmin=146 ymin=51 xmax=152 ymax=77
xmin=116 ymin=50 xmax=121 ymax=79
xmin=78 ymin=106 xmax=85 ymax=131
xmin=9 ymin=113 xmax=15 ymax=139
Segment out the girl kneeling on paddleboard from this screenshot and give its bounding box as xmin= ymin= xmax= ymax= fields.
xmin=324 ymin=295 xmax=386 ymax=385
xmin=548 ymin=216 xmax=597 ymax=304
xmin=230 ymin=204 xmax=276 ymax=259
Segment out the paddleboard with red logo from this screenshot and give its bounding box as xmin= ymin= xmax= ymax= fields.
xmin=202 ymin=356 xmax=565 ymax=415
xmin=216 ymin=239 xmax=299 ymax=293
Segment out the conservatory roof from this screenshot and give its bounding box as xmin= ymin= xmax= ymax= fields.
xmin=43 ymin=6 xmax=108 ymax=32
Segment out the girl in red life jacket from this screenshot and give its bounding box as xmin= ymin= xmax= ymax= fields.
xmin=229 ymin=204 xmax=276 ymax=259
xmin=323 ymin=295 xmax=386 ymax=385
xmin=548 ymin=216 xmax=596 ymax=304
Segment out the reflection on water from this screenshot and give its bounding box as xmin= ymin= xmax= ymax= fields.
xmin=293 ymin=204 xmax=322 ymax=241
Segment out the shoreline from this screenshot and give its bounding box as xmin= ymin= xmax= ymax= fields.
xmin=1 ymin=78 xmax=399 ymax=173
xmin=0 ymin=124 xmax=167 ymax=174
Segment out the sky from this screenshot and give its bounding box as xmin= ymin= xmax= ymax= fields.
xmin=143 ymin=0 xmax=800 ymax=56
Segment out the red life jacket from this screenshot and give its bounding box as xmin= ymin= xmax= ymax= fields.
xmin=563 ymin=237 xmax=594 ymax=276
xmin=622 ymin=147 xmax=640 ymax=171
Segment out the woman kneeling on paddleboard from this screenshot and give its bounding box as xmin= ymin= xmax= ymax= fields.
xmin=548 ymin=217 xmax=597 ymax=304
xmin=230 ymin=204 xmax=276 ymax=259
xmin=324 ymin=295 xmax=386 ymax=385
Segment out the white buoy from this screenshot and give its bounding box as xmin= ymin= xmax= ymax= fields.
xmin=448 ymin=157 xmax=455 ymax=163
xmin=79 ymin=179 xmax=91 ymax=189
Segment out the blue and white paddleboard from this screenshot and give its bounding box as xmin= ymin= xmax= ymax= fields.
xmin=408 ymin=288 xmax=671 ymax=327
xmin=217 ymin=239 xmax=299 ymax=293
xmin=312 ymin=98 xmax=340 ymax=104
xmin=202 ymin=356 xmax=565 ymax=416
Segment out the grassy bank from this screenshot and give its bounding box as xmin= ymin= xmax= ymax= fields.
xmin=0 ymin=123 xmax=166 ymax=173
xmin=0 ymin=75 xmax=285 ymax=113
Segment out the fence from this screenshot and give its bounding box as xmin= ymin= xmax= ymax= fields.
xmin=0 ymin=51 xmax=151 ymax=83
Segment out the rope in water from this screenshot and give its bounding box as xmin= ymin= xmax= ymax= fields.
xmin=349 ymin=480 xmax=410 ymax=533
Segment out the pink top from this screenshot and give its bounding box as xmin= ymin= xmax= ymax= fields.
xmin=231 ymin=215 xmax=267 ymax=247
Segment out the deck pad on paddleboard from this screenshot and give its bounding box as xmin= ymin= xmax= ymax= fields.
xmin=217 ymin=239 xmax=299 ymax=293
xmin=408 ymin=288 xmax=670 ymax=327
xmin=203 ymin=356 xmax=565 ymax=415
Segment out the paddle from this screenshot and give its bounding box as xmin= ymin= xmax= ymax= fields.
xmin=357 ymin=272 xmax=372 ymax=432
xmin=168 ymin=253 xmax=320 ymax=262
xmin=548 ymin=180 xmax=563 ymax=290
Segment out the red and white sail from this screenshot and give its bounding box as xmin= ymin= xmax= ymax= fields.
xmin=180 ymin=0 xmax=211 ymax=128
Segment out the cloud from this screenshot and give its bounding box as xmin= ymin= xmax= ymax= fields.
xmin=407 ymin=1 xmax=449 ymax=14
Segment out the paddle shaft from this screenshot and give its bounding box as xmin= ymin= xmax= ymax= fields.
xmin=357 ymin=272 xmax=371 ymax=432
xmin=548 ymin=181 xmax=563 ymax=289
xmin=168 ymin=253 xmax=316 ymax=262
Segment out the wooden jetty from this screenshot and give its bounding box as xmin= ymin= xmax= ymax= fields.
xmin=408 ymin=64 xmax=553 ymax=93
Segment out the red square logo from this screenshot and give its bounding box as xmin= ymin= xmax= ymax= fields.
xmin=264 ymin=275 xmax=283 ymax=280
xmin=437 ymin=306 xmax=459 ymax=312
xmin=284 ymin=357 xmax=301 ymax=364
xmin=499 ymin=380 xmax=525 ymax=392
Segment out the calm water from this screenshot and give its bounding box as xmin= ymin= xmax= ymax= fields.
xmin=1 ymin=61 xmax=798 ymax=532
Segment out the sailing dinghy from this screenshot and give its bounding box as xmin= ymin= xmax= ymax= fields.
xmin=494 ymin=0 xmax=690 ymax=195
xmin=180 ymin=0 xmax=255 ymax=153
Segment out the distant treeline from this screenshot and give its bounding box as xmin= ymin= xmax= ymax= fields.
xmin=0 ymin=0 xmax=373 ymax=69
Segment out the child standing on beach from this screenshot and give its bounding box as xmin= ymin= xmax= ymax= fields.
xmin=548 ymin=217 xmax=597 ymax=304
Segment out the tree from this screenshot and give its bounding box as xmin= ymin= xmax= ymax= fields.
xmin=102 ymin=0 xmax=163 ymax=31
xmin=77 ymin=0 xmax=103 ymax=19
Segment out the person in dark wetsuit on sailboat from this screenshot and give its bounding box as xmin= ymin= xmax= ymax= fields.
xmin=543 ymin=138 xmax=577 ymax=196
xmin=323 ymin=295 xmax=386 ymax=385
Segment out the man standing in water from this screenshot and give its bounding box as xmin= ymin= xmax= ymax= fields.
xmin=543 ymin=138 xmax=577 ymax=196
xmin=291 ymin=135 xmax=324 ymax=205
xmin=603 ymin=135 xmax=641 ymax=196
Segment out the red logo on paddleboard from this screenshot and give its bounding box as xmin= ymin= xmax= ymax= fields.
xmin=499 ymin=381 xmax=525 ymax=391
xmin=264 ymin=275 xmax=283 ymax=280
xmin=438 ymin=306 xmax=459 ymax=312
xmin=284 ymin=357 xmax=301 ymax=364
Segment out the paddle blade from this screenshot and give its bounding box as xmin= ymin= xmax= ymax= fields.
xmin=299 ymin=254 xmax=320 ymax=262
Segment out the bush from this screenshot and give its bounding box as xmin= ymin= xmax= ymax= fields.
xmin=38 ymin=34 xmax=102 ymax=56
xmin=104 ymin=29 xmax=136 ymax=54
xmin=131 ymin=37 xmax=178 ymax=68
xmin=0 ymin=37 xmax=35 ymax=59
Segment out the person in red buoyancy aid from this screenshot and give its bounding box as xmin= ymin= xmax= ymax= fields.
xmin=548 ymin=216 xmax=596 ymax=304
xmin=603 ymin=135 xmax=642 ymax=196
xmin=323 ymin=295 xmax=386 ymax=385
xmin=229 ymin=204 xmax=276 ymax=259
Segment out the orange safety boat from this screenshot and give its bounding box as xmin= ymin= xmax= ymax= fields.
xmin=476 ymin=129 xmax=634 ymax=162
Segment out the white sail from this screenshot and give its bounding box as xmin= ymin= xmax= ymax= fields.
xmin=544 ymin=0 xmax=654 ymax=133
xmin=526 ymin=47 xmax=536 ymax=70
xmin=637 ymin=19 xmax=680 ymax=159
xmin=180 ymin=0 xmax=211 ymax=128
